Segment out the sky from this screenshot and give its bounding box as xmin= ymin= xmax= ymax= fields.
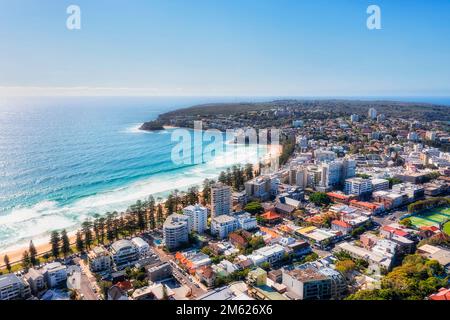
xmin=0 ymin=0 xmax=449 ymax=97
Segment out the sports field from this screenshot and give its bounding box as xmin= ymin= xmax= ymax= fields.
xmin=409 ymin=207 xmax=450 ymax=228
xmin=444 ymin=221 xmax=450 ymax=236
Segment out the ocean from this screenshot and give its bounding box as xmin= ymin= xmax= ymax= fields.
xmin=0 ymin=96 xmax=449 ymax=252
xmin=0 ymin=96 xmax=270 ymax=252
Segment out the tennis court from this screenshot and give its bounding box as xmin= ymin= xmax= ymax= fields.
xmin=410 ymin=207 xmax=450 ymax=228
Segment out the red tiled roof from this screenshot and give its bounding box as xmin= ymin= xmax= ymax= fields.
xmin=332 ymin=220 xmax=352 ymax=229
xmin=381 ymin=226 xmax=408 ymax=237
xmin=350 ymin=200 xmax=380 ymax=210
xmin=420 ymin=226 xmax=440 ymax=232
xmin=261 ymin=211 xmax=281 ymax=220
xmin=429 ymin=288 xmax=450 ymax=301
xmin=327 ymin=192 xmax=350 ymax=200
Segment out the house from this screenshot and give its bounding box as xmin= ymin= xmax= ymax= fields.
xmin=331 ymin=220 xmax=353 ymax=234
xmin=196 ymin=266 xmax=216 ymax=287
xmin=107 ymin=285 xmax=129 ymax=300
xmin=275 ymin=202 xmax=296 ymax=216
xmin=131 ymin=283 xmax=175 ymax=300
xmin=229 ymin=232 xmax=248 ymax=248
xmin=417 ymin=244 xmax=450 ymax=272
xmin=260 ymin=211 xmax=282 ymax=225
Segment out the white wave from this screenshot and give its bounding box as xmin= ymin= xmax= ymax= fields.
xmin=121 ymin=123 xmax=146 ymax=134
xmin=0 ymin=144 xmax=267 ymax=251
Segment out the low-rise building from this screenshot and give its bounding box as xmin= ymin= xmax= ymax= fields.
xmin=131 ymin=237 xmax=151 ymax=257
xmin=88 ymin=246 xmax=112 ymax=273
xmin=0 ymin=273 xmax=31 ymax=300
xmin=344 ymin=178 xmax=373 ymax=196
xmin=282 ymin=267 xmax=332 ymax=300
xmin=211 ymin=215 xmax=239 ymax=239
xmin=23 ymin=268 xmax=45 ymax=294
xmin=110 ymin=239 xmax=139 ymax=269
xmin=42 ymin=262 xmax=68 ymax=288
xmin=147 ymin=262 xmax=172 ymax=282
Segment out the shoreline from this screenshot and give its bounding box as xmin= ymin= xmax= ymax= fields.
xmin=0 ymin=233 xmax=78 ymax=268
xmin=0 ymin=144 xmax=282 ymax=268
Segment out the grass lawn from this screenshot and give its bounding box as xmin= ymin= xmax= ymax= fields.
xmin=444 ymin=221 xmax=450 ymax=236
xmin=410 ymin=207 xmax=450 ymax=228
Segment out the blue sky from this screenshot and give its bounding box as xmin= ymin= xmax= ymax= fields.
xmin=0 ymin=0 xmax=449 ymax=96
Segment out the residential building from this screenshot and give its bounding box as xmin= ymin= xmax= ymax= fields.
xmin=23 ymin=268 xmax=45 ymax=294
xmin=147 ymin=262 xmax=172 ymax=282
xmin=344 ymin=177 xmax=373 ymax=196
xmin=282 ymin=267 xmax=332 ymax=300
xmin=183 ymin=204 xmax=208 ymax=234
xmin=368 ymin=108 xmax=377 ymax=120
xmin=42 ymin=262 xmax=68 ymax=288
xmin=211 ymin=215 xmax=239 ymax=239
xmin=0 ymin=274 xmax=31 ymax=300
xmin=110 ymin=239 xmax=139 ymax=269
xmin=163 ymin=214 xmax=190 ymax=250
xmin=131 ymin=237 xmax=151 ymax=257
xmin=211 ymin=183 xmax=232 ymax=217
xmin=88 ymin=246 xmax=112 ymax=273
xmin=234 ymin=211 xmax=257 ymax=231
xmin=371 ymin=178 xmax=390 ymax=192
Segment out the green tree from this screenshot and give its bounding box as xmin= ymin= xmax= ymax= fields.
xmin=244 ymin=201 xmax=264 ymax=215
xmin=335 ymin=259 xmax=356 ymax=277
xmin=156 ymin=204 xmax=164 ymax=226
xmin=218 ymin=171 xmax=227 ymax=184
xmin=75 ymin=231 xmax=84 ymax=253
xmin=22 ymin=251 xmax=31 ymax=271
xmin=3 ymin=254 xmax=11 ymax=272
xmin=399 ymin=218 xmax=413 ymax=228
xmin=309 ymin=192 xmax=331 ymax=207
xmin=61 ymin=229 xmax=71 ymax=257
xmin=244 ymin=163 xmax=254 ymax=181
xmin=82 ymin=220 xmax=94 ymax=249
xmin=50 ymin=230 xmax=61 ymax=259
xmin=29 ymin=240 xmax=38 ymax=266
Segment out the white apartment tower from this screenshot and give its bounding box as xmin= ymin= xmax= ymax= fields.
xmin=211 ymin=183 xmax=232 ymax=218
xmin=183 ymin=204 xmax=208 ymax=234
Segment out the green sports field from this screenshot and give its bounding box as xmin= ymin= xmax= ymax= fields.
xmin=444 ymin=221 xmax=450 ymax=236
xmin=409 ymin=207 xmax=450 ymax=229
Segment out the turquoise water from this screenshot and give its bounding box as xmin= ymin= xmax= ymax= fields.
xmin=0 ymin=96 xmax=267 ymax=251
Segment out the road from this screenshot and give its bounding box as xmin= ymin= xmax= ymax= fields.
xmin=74 ymin=257 xmax=101 ymax=300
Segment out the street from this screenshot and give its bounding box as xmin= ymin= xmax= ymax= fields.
xmin=74 ymin=257 xmax=101 ymax=300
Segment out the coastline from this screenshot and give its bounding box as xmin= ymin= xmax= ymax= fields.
xmin=0 ymin=141 xmax=282 ymax=268
xmin=0 ymin=233 xmax=78 ymax=267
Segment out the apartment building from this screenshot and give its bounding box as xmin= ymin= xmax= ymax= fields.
xmin=211 ymin=183 xmax=232 ymax=217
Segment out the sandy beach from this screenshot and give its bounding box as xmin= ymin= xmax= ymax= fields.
xmin=0 ymin=234 xmax=78 ymax=268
